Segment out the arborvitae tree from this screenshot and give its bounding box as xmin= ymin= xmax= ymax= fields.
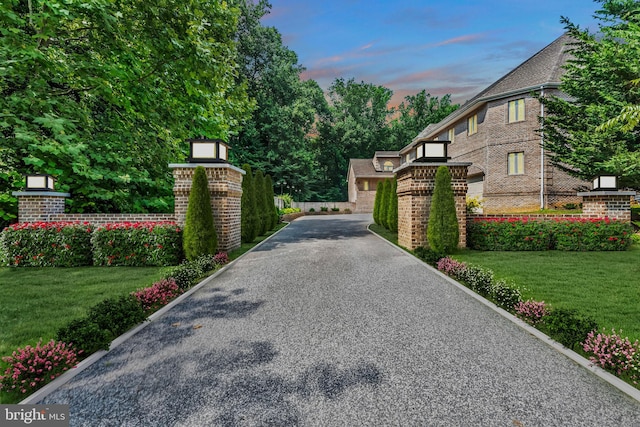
xmin=183 ymin=166 xmax=217 ymax=261
xmin=380 ymin=179 xmax=391 ymax=229
xmin=265 ymin=174 xmax=279 ymax=230
xmin=253 ymin=170 xmax=267 ymax=235
xmin=241 ymin=164 xmax=258 ymax=243
xmin=373 ymin=181 xmax=383 ymax=225
xmin=427 ymin=166 xmax=459 ymax=253
xmin=387 ymin=177 xmax=398 ymax=232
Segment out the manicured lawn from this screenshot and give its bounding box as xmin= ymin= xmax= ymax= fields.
xmin=0 ymin=267 xmax=165 ymax=358
xmin=452 ymin=246 xmax=640 ymax=341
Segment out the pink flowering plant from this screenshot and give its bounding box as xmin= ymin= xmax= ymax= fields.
xmin=515 ymin=299 xmax=550 ymax=325
xmin=582 ymin=329 xmax=639 ymax=384
xmin=0 ymin=222 xmax=93 ymax=267
xmin=132 ymin=278 xmax=183 ymax=313
xmin=91 ymin=221 xmax=183 ymax=266
xmin=0 ymin=340 xmax=79 ymax=395
xmin=436 ymin=257 xmax=467 ymax=278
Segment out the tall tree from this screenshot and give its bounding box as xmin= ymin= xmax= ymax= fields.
xmin=316 ymin=78 xmax=394 ymax=200
xmin=230 ymin=0 xmax=327 ymax=202
xmin=0 ymin=0 xmax=252 ymax=226
xmin=241 ymin=164 xmax=258 ymax=243
xmin=183 ymin=166 xmax=217 ymax=260
xmin=541 ymin=0 xmax=640 ymax=187
xmin=389 ymin=91 xmax=459 ymax=149
xmin=253 ymin=169 xmax=267 ymax=235
xmin=427 ymin=166 xmax=459 ymax=254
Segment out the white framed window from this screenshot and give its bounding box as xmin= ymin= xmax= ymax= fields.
xmin=508 ymin=152 xmax=525 ymax=175
xmin=467 ymin=114 xmax=477 ymax=135
xmin=383 ymin=161 xmax=394 ymax=172
xmin=508 ymin=99 xmax=525 ymax=123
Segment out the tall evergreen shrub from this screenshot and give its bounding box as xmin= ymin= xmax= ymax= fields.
xmin=427 ymin=166 xmax=459 ymax=253
xmin=380 ymin=179 xmax=391 ymax=229
xmin=265 ymin=174 xmax=279 ymax=230
xmin=241 ymin=164 xmax=258 ymax=243
xmin=253 ymin=170 xmax=267 ymax=235
xmin=387 ymin=177 xmax=398 ymax=232
xmin=183 ymin=166 xmax=217 ymax=261
xmin=373 ymin=181 xmax=383 ymax=225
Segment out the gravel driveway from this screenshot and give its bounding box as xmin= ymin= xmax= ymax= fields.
xmin=41 ymin=214 xmax=640 ymax=426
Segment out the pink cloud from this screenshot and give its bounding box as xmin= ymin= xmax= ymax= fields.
xmin=422 ymin=32 xmax=491 ymax=49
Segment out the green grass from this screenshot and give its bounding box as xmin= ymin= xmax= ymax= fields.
xmin=453 ymin=247 xmax=640 ymax=341
xmin=0 ymin=267 xmax=165 ymax=358
xmin=368 ymin=223 xmax=398 ymax=245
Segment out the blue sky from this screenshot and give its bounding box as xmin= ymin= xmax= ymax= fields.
xmin=262 ymin=0 xmax=600 ymax=106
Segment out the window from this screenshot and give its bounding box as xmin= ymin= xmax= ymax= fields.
xmin=508 ymin=99 xmax=525 ymax=123
xmin=508 ymin=152 xmax=524 ymax=175
xmin=467 ymin=114 xmax=477 ymax=135
xmin=448 ymin=128 xmax=455 ymax=143
xmin=363 ymin=180 xmax=369 ymax=191
xmin=383 ymin=161 xmax=394 ymax=172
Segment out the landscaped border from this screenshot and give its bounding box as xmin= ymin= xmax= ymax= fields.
xmin=19 ymin=222 xmax=291 ymax=405
xmin=367 ymin=225 xmax=640 ymax=404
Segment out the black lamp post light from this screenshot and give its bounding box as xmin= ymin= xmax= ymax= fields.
xmin=24 ymin=174 xmax=56 ymax=191
xmin=414 ymin=139 xmax=451 ymax=162
xmin=187 ymin=137 xmax=229 ymax=163
xmin=592 ymin=175 xmax=618 ymax=191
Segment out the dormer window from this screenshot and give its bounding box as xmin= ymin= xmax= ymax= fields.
xmin=383 ymin=161 xmax=394 ymax=172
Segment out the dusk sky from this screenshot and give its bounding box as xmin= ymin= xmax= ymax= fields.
xmin=262 ymin=0 xmax=601 ymax=106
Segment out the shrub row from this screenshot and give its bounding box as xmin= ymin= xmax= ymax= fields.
xmin=0 ymin=221 xmax=182 ymax=267
xmin=468 ymin=217 xmax=633 ymax=251
xmin=0 ymin=252 xmax=229 ymax=399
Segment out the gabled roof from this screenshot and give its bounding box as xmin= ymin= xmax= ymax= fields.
xmin=348 ymin=159 xmax=395 ymax=179
xmin=402 ymin=33 xmax=574 ymax=152
xmin=373 ymin=151 xmax=401 ymax=158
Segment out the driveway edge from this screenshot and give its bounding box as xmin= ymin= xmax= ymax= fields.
xmin=367 ymin=225 xmax=640 ymax=404
xmin=21 ymin=223 xmax=291 ymax=405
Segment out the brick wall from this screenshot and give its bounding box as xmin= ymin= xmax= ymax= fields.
xmin=396 ymin=163 xmax=470 ymax=251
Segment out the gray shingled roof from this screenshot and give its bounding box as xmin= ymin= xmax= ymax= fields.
xmin=405 ymin=33 xmax=574 ymax=150
xmin=348 ymin=159 xmax=395 ymax=179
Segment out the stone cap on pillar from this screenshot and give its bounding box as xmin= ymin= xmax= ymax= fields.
xmin=12 ymin=191 xmax=71 ymax=197
xmin=577 ymin=191 xmax=636 ymax=197
xmin=168 ymin=163 xmax=246 ymax=175
xmin=394 ymin=162 xmax=472 ymax=174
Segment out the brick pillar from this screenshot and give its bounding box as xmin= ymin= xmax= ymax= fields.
xmin=170 ymin=163 xmax=245 ymax=252
xmin=577 ymin=191 xmax=636 ymax=222
xmin=11 ymin=191 xmax=70 ymax=223
xmin=396 ymin=162 xmax=471 ymax=251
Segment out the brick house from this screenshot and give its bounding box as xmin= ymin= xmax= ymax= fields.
xmin=347 ymin=151 xmax=400 ymax=213
xmin=397 ymin=33 xmax=587 ymax=213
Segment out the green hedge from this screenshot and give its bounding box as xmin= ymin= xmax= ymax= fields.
xmin=468 ymin=217 xmax=632 ymax=251
xmin=1 ymin=221 xmax=183 ymax=267
xmin=0 ymin=222 xmax=93 ymax=267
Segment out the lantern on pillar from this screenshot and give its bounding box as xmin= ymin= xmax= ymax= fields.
xmin=187 ymin=137 xmax=229 ymax=163
xmin=592 ymin=175 xmax=617 ymax=191
xmin=414 ymin=139 xmax=450 ymax=162
xmin=25 ymin=174 xmax=56 ymax=191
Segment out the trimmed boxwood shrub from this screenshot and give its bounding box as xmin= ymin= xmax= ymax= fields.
xmin=468 ymin=217 xmax=632 ymax=251
xmin=0 ymin=222 xmax=93 ymax=267
xmin=541 ymin=308 xmax=598 ymax=350
xmin=91 ymin=221 xmax=182 ymax=266
xmin=373 ymin=181 xmax=383 ymax=225
xmin=241 ymin=164 xmax=259 ymax=243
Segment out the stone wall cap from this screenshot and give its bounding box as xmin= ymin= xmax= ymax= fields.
xmin=577 ymin=191 xmax=636 ymax=197
xmin=12 ymin=191 xmax=71 ymax=197
xmin=168 ymin=163 xmax=246 ymax=175
xmin=394 ymin=162 xmax=473 ymax=173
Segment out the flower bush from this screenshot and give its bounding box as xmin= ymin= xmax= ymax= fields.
xmin=551 ymin=218 xmax=632 ymax=251
xmin=582 ymin=329 xmax=639 ymax=383
xmin=468 ymin=217 xmax=632 ymax=251
xmin=468 ymin=217 xmax=552 ymax=251
xmin=515 ymin=300 xmax=549 ymax=325
xmin=0 ymin=222 xmax=93 ymax=267
xmin=436 ymin=257 xmax=467 ymax=277
xmin=0 ymin=340 xmax=79 ymax=395
xmin=91 ymin=221 xmax=183 ymax=266
xmin=132 ymin=278 xmax=183 ymax=313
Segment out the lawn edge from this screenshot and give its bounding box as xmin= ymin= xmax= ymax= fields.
xmin=367 ymin=225 xmax=640 ymax=405
xmin=20 ymin=222 xmax=291 ymax=405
